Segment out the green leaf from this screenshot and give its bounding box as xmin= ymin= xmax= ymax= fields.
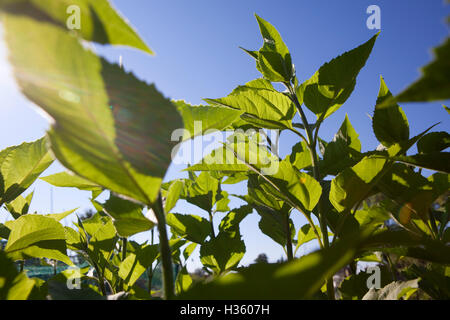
xmin=0 ymin=250 xmax=35 ymax=300
xmin=330 ymin=156 xmax=387 ymax=212
xmin=164 ymin=180 xmax=184 ymax=213
xmin=200 ymin=230 xmax=246 ymax=275
xmin=183 ymin=172 xmax=220 ymax=213
xmin=257 ymin=206 xmax=294 ymax=247
xmin=295 ymin=224 xmax=327 ymax=253
xmin=5 ymin=192 xmax=34 ymax=219
xmin=361 ymin=229 xmax=450 ymax=264
xmin=187 ymin=132 xmax=278 ymax=174
xmin=254 ymin=14 xmax=293 ymax=82
xmin=288 ymin=141 xmax=312 ymax=170
xmin=166 ymin=213 xmax=211 ymax=244
xmin=45 ymin=208 xmax=78 ymax=222
xmin=174 ymin=100 xmax=242 ymax=141
xmin=182 ymin=237 xmax=358 ymax=299
xmin=103 ymin=195 xmax=154 ymax=238
xmin=4 ymin=215 xmax=72 ymax=265
xmin=354 ymin=204 xmax=391 ymax=230
xmin=118 ymin=244 xmax=158 ymax=287
xmin=0 ymin=138 xmax=53 ymax=205
xmin=362 ymin=279 xmax=419 ymax=300
xmin=444 ymin=105 xmax=450 ymax=115
xmin=396 ymin=38 xmax=450 ymax=102
xmin=372 ymin=77 xmax=410 ymax=147
xmin=205 ymin=79 xmax=295 ymax=130
xmin=339 ymin=267 xmax=391 ymax=300
xmin=0 ymin=0 xmax=153 ymax=54
xmin=0 ymin=223 xmax=11 ymax=239
xmin=2 ymin=13 xmax=183 ymax=206
xmin=219 ymin=205 xmax=253 ymax=234
xmin=215 ymin=190 xmax=230 ymax=213
xmin=265 ymin=159 xmax=322 ymax=212
xmin=390 ymin=152 xmax=450 ymax=174
xmin=320 ymin=115 xmax=363 ymax=176
xmin=298 ymin=33 xmax=378 ymax=120
xmin=41 ymin=171 xmax=102 ymax=195
xmin=175 ymin=266 xmax=193 ymax=294
xmin=417 ymin=131 xmax=450 ymax=154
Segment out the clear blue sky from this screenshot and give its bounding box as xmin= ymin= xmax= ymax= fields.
xmin=0 ymin=1 xmax=449 ymax=269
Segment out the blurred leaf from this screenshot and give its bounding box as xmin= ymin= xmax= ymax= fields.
xmin=0 ymin=250 xmax=35 ymax=300
xmin=0 ymin=0 xmax=153 ymax=54
xmin=417 ymin=131 xmax=450 ymax=154
xmin=395 ymin=38 xmax=450 ymax=103
xmin=362 ymin=279 xmax=419 ymax=300
xmin=2 ymin=13 xmax=182 ymax=206
xmin=182 ymin=237 xmax=358 ymax=299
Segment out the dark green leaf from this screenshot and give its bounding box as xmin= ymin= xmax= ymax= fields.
xmin=372 ymin=77 xmax=409 ymax=147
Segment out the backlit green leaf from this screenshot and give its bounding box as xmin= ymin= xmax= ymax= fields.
xmin=0 ymin=138 xmax=53 ymax=205
xmin=4 ymin=215 xmax=72 ymax=265
xmin=2 ymin=13 xmax=182 ymax=206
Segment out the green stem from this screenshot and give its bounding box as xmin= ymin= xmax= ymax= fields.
xmin=285 ymin=212 xmax=293 ymax=261
xmin=152 ymin=193 xmax=175 ymax=300
xmin=92 ymin=262 xmax=107 ymax=296
xmin=208 ymin=210 xmax=216 ymax=239
xmin=286 ymin=82 xmax=335 ymax=300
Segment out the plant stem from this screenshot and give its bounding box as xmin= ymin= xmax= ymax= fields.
xmin=152 ymin=193 xmax=175 ymax=300
xmin=208 ymin=211 xmax=216 ymax=239
xmin=285 ymin=212 xmax=294 ymax=261
xmin=286 ymin=82 xmax=335 ymax=300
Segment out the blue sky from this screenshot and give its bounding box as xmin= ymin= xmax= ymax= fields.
xmin=0 ymin=1 xmax=449 ymax=270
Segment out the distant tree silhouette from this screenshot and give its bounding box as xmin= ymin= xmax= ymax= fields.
xmin=254 ymin=253 xmax=269 ymax=264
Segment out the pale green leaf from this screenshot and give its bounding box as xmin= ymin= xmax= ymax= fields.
xmin=4 ymin=215 xmax=72 ymax=265
xmin=2 ymin=14 xmax=182 ymax=206
xmin=0 ymin=0 xmax=153 ymax=54
xmin=0 ymin=138 xmax=53 ymax=205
